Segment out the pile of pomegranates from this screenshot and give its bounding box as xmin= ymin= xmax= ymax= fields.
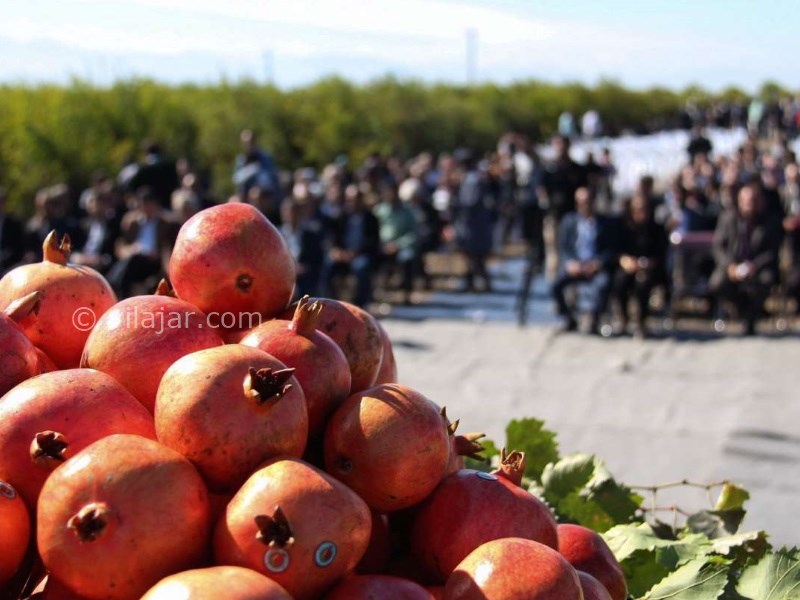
xmin=0 ymin=204 xmax=627 ymax=600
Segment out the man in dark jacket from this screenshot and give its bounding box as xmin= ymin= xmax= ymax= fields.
xmin=321 ymin=184 xmax=380 ymax=307
xmin=552 ymin=187 xmax=618 ymax=334
xmin=710 ymin=184 xmax=782 ymax=335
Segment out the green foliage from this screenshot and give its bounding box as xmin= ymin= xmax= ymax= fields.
xmin=736 ymin=548 xmax=800 ymax=600
xmin=505 ymin=418 xmax=559 ymax=480
xmin=0 ymin=77 xmax=777 ymax=215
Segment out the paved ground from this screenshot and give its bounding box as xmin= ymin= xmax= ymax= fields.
xmin=378 ymin=259 xmax=800 ymax=546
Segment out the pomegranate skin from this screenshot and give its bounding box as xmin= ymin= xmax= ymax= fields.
xmin=578 ymin=571 xmax=614 ymax=600
xmin=280 ymin=298 xmax=382 ymax=393
xmin=355 ymin=512 xmax=391 ymax=575
xmin=169 ymin=203 xmax=295 ymax=320
xmin=373 ymin=320 xmax=398 ymax=385
xmin=0 ymin=232 xmax=116 ymax=368
xmin=0 ymin=369 xmax=156 ymax=507
xmin=37 ymin=434 xmax=211 ymax=600
xmin=325 ymin=575 xmax=435 ymax=599
xmin=214 ymin=457 xmax=372 ymax=600
xmin=0 ymin=480 xmax=29 ymax=588
xmin=444 ymin=538 xmax=582 ymax=600
xmin=81 ymin=294 xmax=223 ymax=412
xmin=241 ymin=298 xmax=351 ymax=437
xmin=34 ymin=347 xmax=59 ymax=374
xmin=155 ymin=345 xmax=308 ymax=492
xmin=557 ymin=524 xmax=627 ymax=600
xmin=324 ymin=384 xmax=450 ymax=512
xmin=410 ymin=470 xmax=558 ymax=583
xmin=0 ymin=304 xmax=41 ymax=396
xmin=141 ymin=566 xmax=292 ymax=600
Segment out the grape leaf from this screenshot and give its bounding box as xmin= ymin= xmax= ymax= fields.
xmin=711 ymin=531 xmax=769 ymax=561
xmin=504 ymin=418 xmax=559 ymax=480
xmin=540 ymin=453 xmax=641 ymax=531
xmin=687 ymin=509 xmax=747 ymax=538
xmin=736 ymin=547 xmax=800 ymax=599
xmin=645 ymin=556 xmax=731 ymax=599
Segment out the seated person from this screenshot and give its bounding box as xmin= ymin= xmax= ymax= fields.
xmin=613 ymin=194 xmax=668 ymax=337
xmin=552 ymin=187 xmax=618 ymax=334
xmin=710 ymin=185 xmax=782 ymax=335
xmin=71 ymin=190 xmax=119 ymax=274
xmin=374 ymin=183 xmax=418 ymax=304
xmin=321 ymin=184 xmax=380 ymax=307
xmin=107 ymin=187 xmax=171 ymax=298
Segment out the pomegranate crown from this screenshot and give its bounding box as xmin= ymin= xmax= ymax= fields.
xmin=244 ymin=367 xmax=296 ymax=406
xmin=43 ymin=230 xmax=72 ymax=265
xmin=255 ymin=506 xmax=295 ymax=548
xmin=154 ymin=278 xmax=177 ymax=297
xmin=290 ymin=295 xmax=324 ymax=337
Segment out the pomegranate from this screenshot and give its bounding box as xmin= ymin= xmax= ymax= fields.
xmin=578 ymin=571 xmax=614 ymax=600
xmin=410 ymin=465 xmax=558 ymax=582
xmin=442 ymin=410 xmax=485 ymax=475
xmin=155 ymin=344 xmax=308 ymax=492
xmin=325 ymin=575 xmax=435 ymax=599
xmin=35 ymin=347 xmax=59 ymax=374
xmin=355 ymin=511 xmax=391 ymax=575
xmin=0 ymin=231 xmax=116 ymax=368
xmin=324 ymin=384 xmax=451 ymax=512
xmin=557 ymin=524 xmax=627 ymax=600
xmin=169 ymin=203 xmax=295 ymax=321
xmin=492 ymin=448 xmax=526 ymax=485
xmin=38 ymin=434 xmax=211 ymax=600
xmin=280 ymin=298 xmax=382 ymax=393
xmin=0 ymin=368 xmax=156 ymax=507
xmin=80 ymin=289 xmax=223 ymax=412
xmin=141 ymin=566 xmax=292 ymax=599
xmin=426 ymin=587 xmax=445 ymax=600
xmin=214 ymin=457 xmax=371 ymax=600
xmin=0 ymin=291 xmax=42 ymax=395
xmin=0 ymin=480 xmax=29 ymax=588
xmin=241 ymin=296 xmax=351 ymax=437
xmin=221 ymin=328 xmax=253 ymax=344
xmin=444 ymin=537 xmax=583 ymax=600
xmin=40 ymin=576 xmax=90 ymax=600
xmin=373 ymin=320 xmax=398 ymax=384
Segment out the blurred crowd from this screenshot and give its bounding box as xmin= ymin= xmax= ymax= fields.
xmin=1 ymin=95 xmax=799 ymax=337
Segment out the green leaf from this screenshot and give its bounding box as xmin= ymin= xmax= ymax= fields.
xmin=540 ymin=453 xmax=641 ymax=531
xmin=715 ymin=484 xmax=750 ymax=512
xmin=645 ymin=557 xmax=731 ymax=599
xmin=736 ymin=547 xmax=800 ymax=599
xmin=504 ymin=418 xmax=559 ymax=480
xmin=711 ymin=531 xmax=769 ymax=562
xmin=687 ymin=509 xmax=747 ymax=538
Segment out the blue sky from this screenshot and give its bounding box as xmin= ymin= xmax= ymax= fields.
xmin=0 ymin=0 xmax=796 ymax=91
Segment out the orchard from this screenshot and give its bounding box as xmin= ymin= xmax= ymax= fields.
xmin=0 ymin=203 xmax=797 ymax=600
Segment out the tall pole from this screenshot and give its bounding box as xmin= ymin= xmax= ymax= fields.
xmin=466 ymin=28 xmax=478 ymax=85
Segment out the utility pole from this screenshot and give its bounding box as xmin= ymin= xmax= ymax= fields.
xmin=466 ymin=28 xmax=478 ymax=85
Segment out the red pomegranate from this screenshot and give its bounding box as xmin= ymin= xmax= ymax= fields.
xmin=169 ymin=203 xmax=295 ymax=321
xmin=373 ymin=320 xmax=398 ymax=385
xmin=0 ymin=231 xmax=116 ymax=368
xmin=155 ymin=344 xmax=308 ymax=492
xmin=325 ymin=575 xmax=435 ymax=599
xmin=410 ymin=466 xmax=558 ymax=583
xmin=426 ymin=587 xmax=445 ymax=600
xmin=557 ymin=524 xmax=627 ymax=600
xmin=40 ymin=576 xmax=90 ymax=600
xmin=324 ymin=384 xmax=451 ymax=512
xmin=214 ymin=457 xmax=371 ymax=600
xmin=0 ymin=291 xmax=42 ymax=395
xmin=38 ymin=434 xmax=211 ymax=600
xmin=578 ymin=571 xmax=614 ymax=600
xmin=444 ymin=537 xmax=582 ymax=600
xmin=221 ymin=328 xmax=253 ymax=344
xmin=280 ymin=298 xmax=382 ymax=393
xmin=0 ymin=480 xmax=29 ymax=588
xmin=492 ymin=448 xmax=526 ymax=486
xmin=141 ymin=566 xmax=292 ymax=599
xmin=355 ymin=511 xmax=391 ymax=575
xmin=81 ymin=291 xmax=223 ymax=411
xmin=0 ymin=368 xmax=156 ymax=507
xmin=442 ymin=410 xmax=485 ymax=475
xmin=242 ymin=296 xmax=351 ymax=437
xmin=35 ymin=347 xmax=59 ymax=373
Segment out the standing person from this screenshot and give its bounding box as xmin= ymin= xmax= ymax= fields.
xmin=399 ymin=177 xmax=442 ymax=290
xmin=233 ymin=129 xmax=283 ymax=202
xmin=321 ymin=184 xmax=380 ymax=307
xmin=128 ymin=141 xmax=179 ymax=209
xmin=540 ymin=135 xmax=588 ymax=224
xmin=613 ymin=194 xmax=669 ymax=337
xmin=710 ymin=185 xmax=782 ymax=335
xmin=452 ymin=150 xmax=495 ymax=293
xmin=552 ymin=187 xmax=618 ymax=334
xmin=687 ymin=126 xmax=713 ymax=161
xmin=0 ymin=187 xmax=24 ymax=274
xmin=281 ymin=199 xmax=325 ymax=299
xmin=374 ymin=183 xmax=418 ymax=304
